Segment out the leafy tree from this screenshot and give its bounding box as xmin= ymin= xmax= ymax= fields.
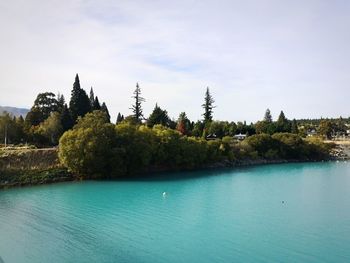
xmin=69 ymin=74 xmax=91 ymax=122
xmin=264 ymin=108 xmax=273 ymax=123
xmin=25 ymin=92 xmax=59 ymax=127
xmin=115 ymin=124 xmax=156 ymax=175
xmin=318 ymin=120 xmax=334 ymax=139
xmin=147 ymin=104 xmax=170 ymax=127
xmin=192 ymin=121 xmax=204 ymax=137
xmin=130 ymin=83 xmax=145 ymax=123
xmin=122 ymin=115 xmax=139 ymax=125
xmin=207 ymin=121 xmax=232 ymax=138
xmin=59 ymin=111 xmax=116 ymax=178
xmin=74 ymin=110 xmax=110 ymax=129
xmin=335 ymin=116 xmax=347 ymax=133
xmin=255 ymin=120 xmax=276 ymax=135
xmin=176 ymin=112 xmax=191 ymax=135
xmin=291 ymin=119 xmax=299 ymax=134
xmin=0 ymin=112 xmax=24 ymax=144
xmin=33 ymin=92 xmax=58 ymax=118
xmin=101 ymin=102 xmax=110 ymax=122
xmin=24 ymin=107 xmax=44 ymax=128
xmin=202 ymin=87 xmax=215 ymax=124
xmin=38 ymin=112 xmax=63 ymax=145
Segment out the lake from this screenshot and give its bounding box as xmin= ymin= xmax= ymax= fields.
xmin=1 ymin=162 xmax=350 ymax=262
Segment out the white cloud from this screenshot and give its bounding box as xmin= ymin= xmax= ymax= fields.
xmin=1 ymin=0 xmax=350 ymax=122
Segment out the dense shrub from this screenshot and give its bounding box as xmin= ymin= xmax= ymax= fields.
xmin=59 ymin=112 xmax=332 ymax=179
xmin=59 ymin=112 xmax=224 ymax=178
xmin=59 ymin=111 xmax=116 ymax=178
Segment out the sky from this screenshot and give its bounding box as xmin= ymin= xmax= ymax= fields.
xmin=0 ymin=0 xmax=350 ymax=123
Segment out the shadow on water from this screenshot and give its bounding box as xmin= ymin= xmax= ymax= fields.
xmin=112 ymin=162 xmax=313 ymax=182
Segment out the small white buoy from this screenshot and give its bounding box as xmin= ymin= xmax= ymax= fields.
xmin=163 ymin=192 xmax=167 ymax=197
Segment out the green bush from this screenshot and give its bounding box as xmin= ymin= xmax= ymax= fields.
xmin=59 ymin=111 xmax=116 ymax=178
xmin=59 ymin=113 xmax=332 ymax=179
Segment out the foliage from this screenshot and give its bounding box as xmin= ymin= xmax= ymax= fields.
xmin=0 ymin=112 xmax=25 ymax=144
xmin=69 ymin=74 xmax=91 ymax=122
xmin=318 ymin=120 xmax=335 ymax=139
xmin=276 ymin=111 xmax=291 ymax=133
xmin=264 ymin=108 xmax=273 ymax=123
xmin=176 ymin=112 xmax=191 ymax=135
xmin=291 ymin=119 xmax=299 ymax=134
xmin=60 ymin=104 xmax=74 ymax=132
xmin=101 ymin=102 xmax=110 ymax=122
xmin=59 ymin=111 xmax=116 ymax=178
xmin=25 ymin=92 xmax=59 ymax=127
xmin=116 ymin=112 xmax=124 ymax=124
xmin=37 ymin=112 xmax=63 ymax=145
xmin=93 ymin=96 xmax=101 ymax=110
xmin=147 ymin=104 xmax=170 ymax=127
xmin=192 ymin=121 xmax=205 ymax=137
xmin=245 ymin=133 xmax=331 ymax=160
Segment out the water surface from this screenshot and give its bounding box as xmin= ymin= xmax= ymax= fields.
xmin=1 ymin=162 xmax=350 ymax=262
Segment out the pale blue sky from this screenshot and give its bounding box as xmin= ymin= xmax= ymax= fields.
xmin=0 ymin=0 xmax=349 ymax=122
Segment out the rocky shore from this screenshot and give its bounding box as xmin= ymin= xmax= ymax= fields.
xmin=328 ymin=141 xmax=350 ymax=160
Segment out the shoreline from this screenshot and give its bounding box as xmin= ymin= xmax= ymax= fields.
xmin=1 ymin=141 xmax=349 ymax=190
xmin=1 ymin=157 xmax=345 ymax=190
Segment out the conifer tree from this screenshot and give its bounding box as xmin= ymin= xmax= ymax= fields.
xmin=264 ymin=109 xmax=273 ymax=123
xmin=60 ymin=104 xmax=74 ymax=131
xmin=57 ymin=93 xmax=65 ymax=113
xmin=130 ymin=83 xmax=145 ymax=123
xmin=69 ymin=74 xmax=91 ymax=123
xmin=89 ymin=87 xmax=95 ymax=107
xmin=93 ymin=96 xmax=101 ymax=110
xmin=202 ymin=87 xmax=215 ymax=124
xmin=101 ymin=102 xmax=110 ymax=123
xmin=147 ymin=103 xmax=170 ymax=127
xmin=276 ymin=111 xmax=291 ymax=132
xmin=116 ymin=112 xmax=124 ymax=124
xmin=291 ymin=119 xmax=299 ymax=134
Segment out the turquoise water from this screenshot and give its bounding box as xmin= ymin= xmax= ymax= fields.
xmin=1 ymin=162 xmax=350 ymax=262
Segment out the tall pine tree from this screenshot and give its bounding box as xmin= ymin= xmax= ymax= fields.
xmin=202 ymin=87 xmax=215 ymax=124
xmin=130 ymin=83 xmax=145 ymax=123
xmin=89 ymin=87 xmax=95 ymax=107
xmin=69 ymin=74 xmax=91 ymax=123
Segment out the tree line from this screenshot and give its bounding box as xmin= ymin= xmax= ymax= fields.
xmin=0 ymin=73 xmax=347 ymax=147
xmin=59 ymin=110 xmax=331 ymax=179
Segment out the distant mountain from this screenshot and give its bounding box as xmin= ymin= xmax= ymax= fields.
xmin=0 ymin=106 xmax=29 ymax=117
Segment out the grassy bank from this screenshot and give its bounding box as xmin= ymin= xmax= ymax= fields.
xmin=0 ymin=147 xmax=74 ymax=189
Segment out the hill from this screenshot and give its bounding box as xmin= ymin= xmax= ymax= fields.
xmin=0 ymin=106 xmax=29 ymax=117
